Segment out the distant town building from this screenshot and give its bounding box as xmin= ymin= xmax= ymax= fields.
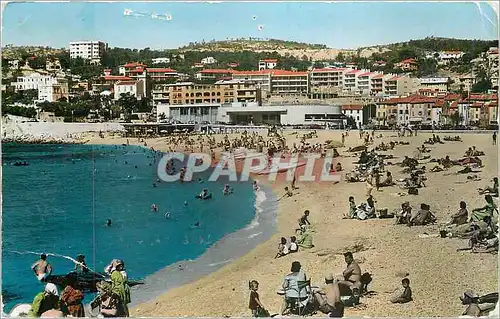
xmin=342 ymin=104 xmax=366 ymax=128
xmin=233 ymin=70 xmax=272 ymax=97
xmin=69 ymin=41 xmax=107 ymax=64
xmin=270 ymin=70 xmax=308 ymax=96
xmin=196 ymin=69 xmax=234 ymax=81
xmin=438 ymin=51 xmax=464 ymax=65
xmin=487 ymin=47 xmax=499 ymax=90
xmin=151 ymin=57 xmax=171 ymax=64
xmin=201 ymin=56 xmax=217 ymax=65
xmin=12 ymin=72 xmax=56 ymax=91
xmin=114 ymin=79 xmax=146 ymax=100
xmin=383 ymin=75 xmax=415 ymax=97
xmin=38 ymin=78 xmax=69 ymax=103
xmin=146 ymin=68 xmax=178 ymax=82
xmin=151 ymin=80 xmax=258 ymax=106
xmin=227 ymin=62 xmax=240 ymax=68
xmin=258 ymin=59 xmax=278 ymax=70
xmin=8 ymin=59 xmax=20 ymax=69
xmin=419 ymin=76 xmax=450 ymax=92
xmin=45 ymin=58 xmax=62 ymax=72
xmin=309 ymin=68 xmax=346 ymax=98
xmin=394 ymin=58 xmax=418 ymax=72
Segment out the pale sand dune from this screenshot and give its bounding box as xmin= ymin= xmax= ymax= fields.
xmin=88 ymin=130 xmax=498 ymax=317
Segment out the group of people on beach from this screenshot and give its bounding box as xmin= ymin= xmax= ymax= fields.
xmin=27 ymin=254 xmax=132 ymax=317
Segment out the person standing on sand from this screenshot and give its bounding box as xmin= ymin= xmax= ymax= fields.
xmin=248 ymin=280 xmax=269 ymax=317
xmin=32 ymin=254 xmax=52 ymax=282
xmin=493 ymin=131 xmax=497 ymax=145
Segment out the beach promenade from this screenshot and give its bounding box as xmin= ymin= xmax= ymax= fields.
xmin=85 ymin=129 xmax=498 ymax=317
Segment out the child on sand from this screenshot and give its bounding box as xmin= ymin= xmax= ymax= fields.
xmin=344 ymin=196 xmax=357 ymax=219
xmin=275 ymin=237 xmax=289 ymax=258
xmin=390 ymin=278 xmax=413 ymax=304
xmin=248 ymin=280 xmax=269 ymax=317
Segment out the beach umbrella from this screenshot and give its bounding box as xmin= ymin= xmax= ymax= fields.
xmin=146 ymin=129 xmax=154 ymax=132
xmin=173 ymin=129 xmax=181 ymax=132
xmin=134 ymin=129 xmax=141 ymax=132
xmin=160 ymin=130 xmax=168 ymax=133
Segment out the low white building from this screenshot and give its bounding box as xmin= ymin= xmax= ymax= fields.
xmin=46 ymin=59 xmax=62 ymax=72
xmin=12 ymin=73 xmax=56 ymax=91
xmin=8 ymin=59 xmax=20 ymax=69
xmin=341 ymin=104 xmax=365 ymax=128
xmin=439 ymin=51 xmax=464 ymax=63
xmin=258 ymin=59 xmax=278 ymax=70
xmin=114 ymin=80 xmax=145 ymax=100
xmin=152 ymin=57 xmax=171 ymax=64
xmin=201 ymin=56 xmax=217 ymax=65
xmin=157 ymin=102 xmax=220 ymax=124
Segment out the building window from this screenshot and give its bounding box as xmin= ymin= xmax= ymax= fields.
xmin=202 ymin=108 xmax=209 ymax=115
xmin=180 ymin=108 xmax=188 ymax=115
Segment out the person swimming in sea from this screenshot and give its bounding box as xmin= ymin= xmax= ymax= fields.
xmin=196 ymin=189 xmax=212 ymax=200
xmin=223 ymin=184 xmax=233 ymax=196
xmin=106 ymin=219 xmax=112 ymax=227
xmin=165 ymin=212 xmax=171 ymax=219
xmin=253 ymin=180 xmax=259 ymax=191
xmin=184 ymin=201 xmax=188 ymax=206
xmin=151 ymin=204 xmax=158 ymax=212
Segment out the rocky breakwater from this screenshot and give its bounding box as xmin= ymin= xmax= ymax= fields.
xmin=2 ymin=115 xmax=125 ymax=144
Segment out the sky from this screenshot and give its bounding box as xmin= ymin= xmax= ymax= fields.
xmin=1 ymin=1 xmax=498 ymax=50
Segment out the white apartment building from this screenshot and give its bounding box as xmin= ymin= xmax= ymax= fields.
xmin=383 ymin=75 xmax=415 ymax=97
xmin=343 ymin=69 xmax=361 ymax=93
xmin=487 ymin=47 xmax=499 ymax=89
xmin=12 ymin=73 xmax=56 ymax=91
xmin=69 ymin=41 xmax=107 ymax=63
xmin=370 ymin=74 xmax=385 ymax=96
xmin=356 ymin=72 xmax=375 ymax=95
xmin=114 ymin=80 xmax=145 ymax=100
xmin=201 ymin=56 xmax=217 ymax=65
xmin=152 ymin=57 xmax=171 ymax=64
xmin=270 ymin=70 xmax=308 ymax=96
xmin=258 ymin=59 xmax=278 ymax=70
xmin=419 ymin=77 xmax=450 ymax=92
xmin=309 ymin=68 xmax=346 ymax=96
xmin=233 ymin=70 xmax=272 ymax=97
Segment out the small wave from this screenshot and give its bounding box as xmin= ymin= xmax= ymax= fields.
xmin=247 ymin=232 xmax=262 ymax=239
xmin=245 ymin=188 xmax=267 ymax=230
xmin=208 ymin=259 xmax=234 ymax=267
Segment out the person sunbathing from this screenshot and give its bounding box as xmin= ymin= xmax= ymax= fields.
xmin=344 ymin=196 xmax=357 ymax=219
xmin=313 ymin=275 xmax=344 ymax=317
xmin=394 ymin=202 xmax=412 ymax=225
xmin=430 ymin=165 xmax=444 ymax=172
xmin=409 ymin=203 xmax=436 ymax=226
xmin=447 ymin=201 xmax=469 ymax=226
xmin=478 ymin=177 xmax=498 ymax=197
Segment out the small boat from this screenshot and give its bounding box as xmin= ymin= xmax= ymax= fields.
xmin=45 ymin=271 xmax=143 ymax=293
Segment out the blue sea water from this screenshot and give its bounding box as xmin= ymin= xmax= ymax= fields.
xmin=1 ymin=143 xmax=256 ymax=312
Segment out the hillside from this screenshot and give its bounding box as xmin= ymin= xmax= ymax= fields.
xmin=1 ymin=45 xmax=67 ymax=60
xmin=178 ymin=38 xmax=328 ymax=51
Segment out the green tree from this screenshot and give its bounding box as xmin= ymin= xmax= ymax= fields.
xmin=117 ymin=93 xmax=138 ymax=117
xmin=336 ymin=52 xmax=345 ymax=62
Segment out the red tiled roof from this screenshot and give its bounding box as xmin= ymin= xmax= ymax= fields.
xmin=471 ymin=102 xmax=484 ymax=108
xmin=450 ymin=101 xmax=458 ymax=109
xmin=435 ymin=99 xmax=445 ymax=107
xmin=262 ymin=59 xmax=278 ymax=63
xmin=233 ymin=70 xmax=272 ymax=75
xmin=123 ymin=62 xmax=147 ymax=68
xmin=102 ymin=75 xmax=132 ymax=81
xmin=146 ymin=68 xmax=177 ymax=73
xmin=489 ymin=100 xmax=498 ymax=106
xmin=386 ymin=76 xmax=399 ymax=81
xmin=228 ymin=62 xmax=240 ymax=67
xmin=271 ymin=70 xmax=308 ymax=76
xmin=400 ymin=58 xmax=417 ymax=64
xmin=104 ymin=69 xmax=112 ymax=72
xmin=128 ymin=69 xmax=144 ymax=73
xmin=358 ymin=72 xmax=372 ymax=77
xmin=372 ymin=74 xmax=384 ymax=79
xmin=311 ymin=68 xmax=347 ymax=73
xmin=345 ymin=69 xmax=361 ymax=75
xmin=200 ymin=69 xmax=235 ymax=74
xmin=444 ymin=93 xmax=461 ymax=101
xmin=342 ymin=104 xmax=363 ymax=111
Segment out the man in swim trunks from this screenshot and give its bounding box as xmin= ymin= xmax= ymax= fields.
xmin=32 ymin=254 xmax=53 ymax=281
xmin=338 ymin=252 xmax=362 ymax=294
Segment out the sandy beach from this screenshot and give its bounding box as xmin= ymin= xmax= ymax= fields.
xmin=83 ymin=129 xmax=498 ymax=317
